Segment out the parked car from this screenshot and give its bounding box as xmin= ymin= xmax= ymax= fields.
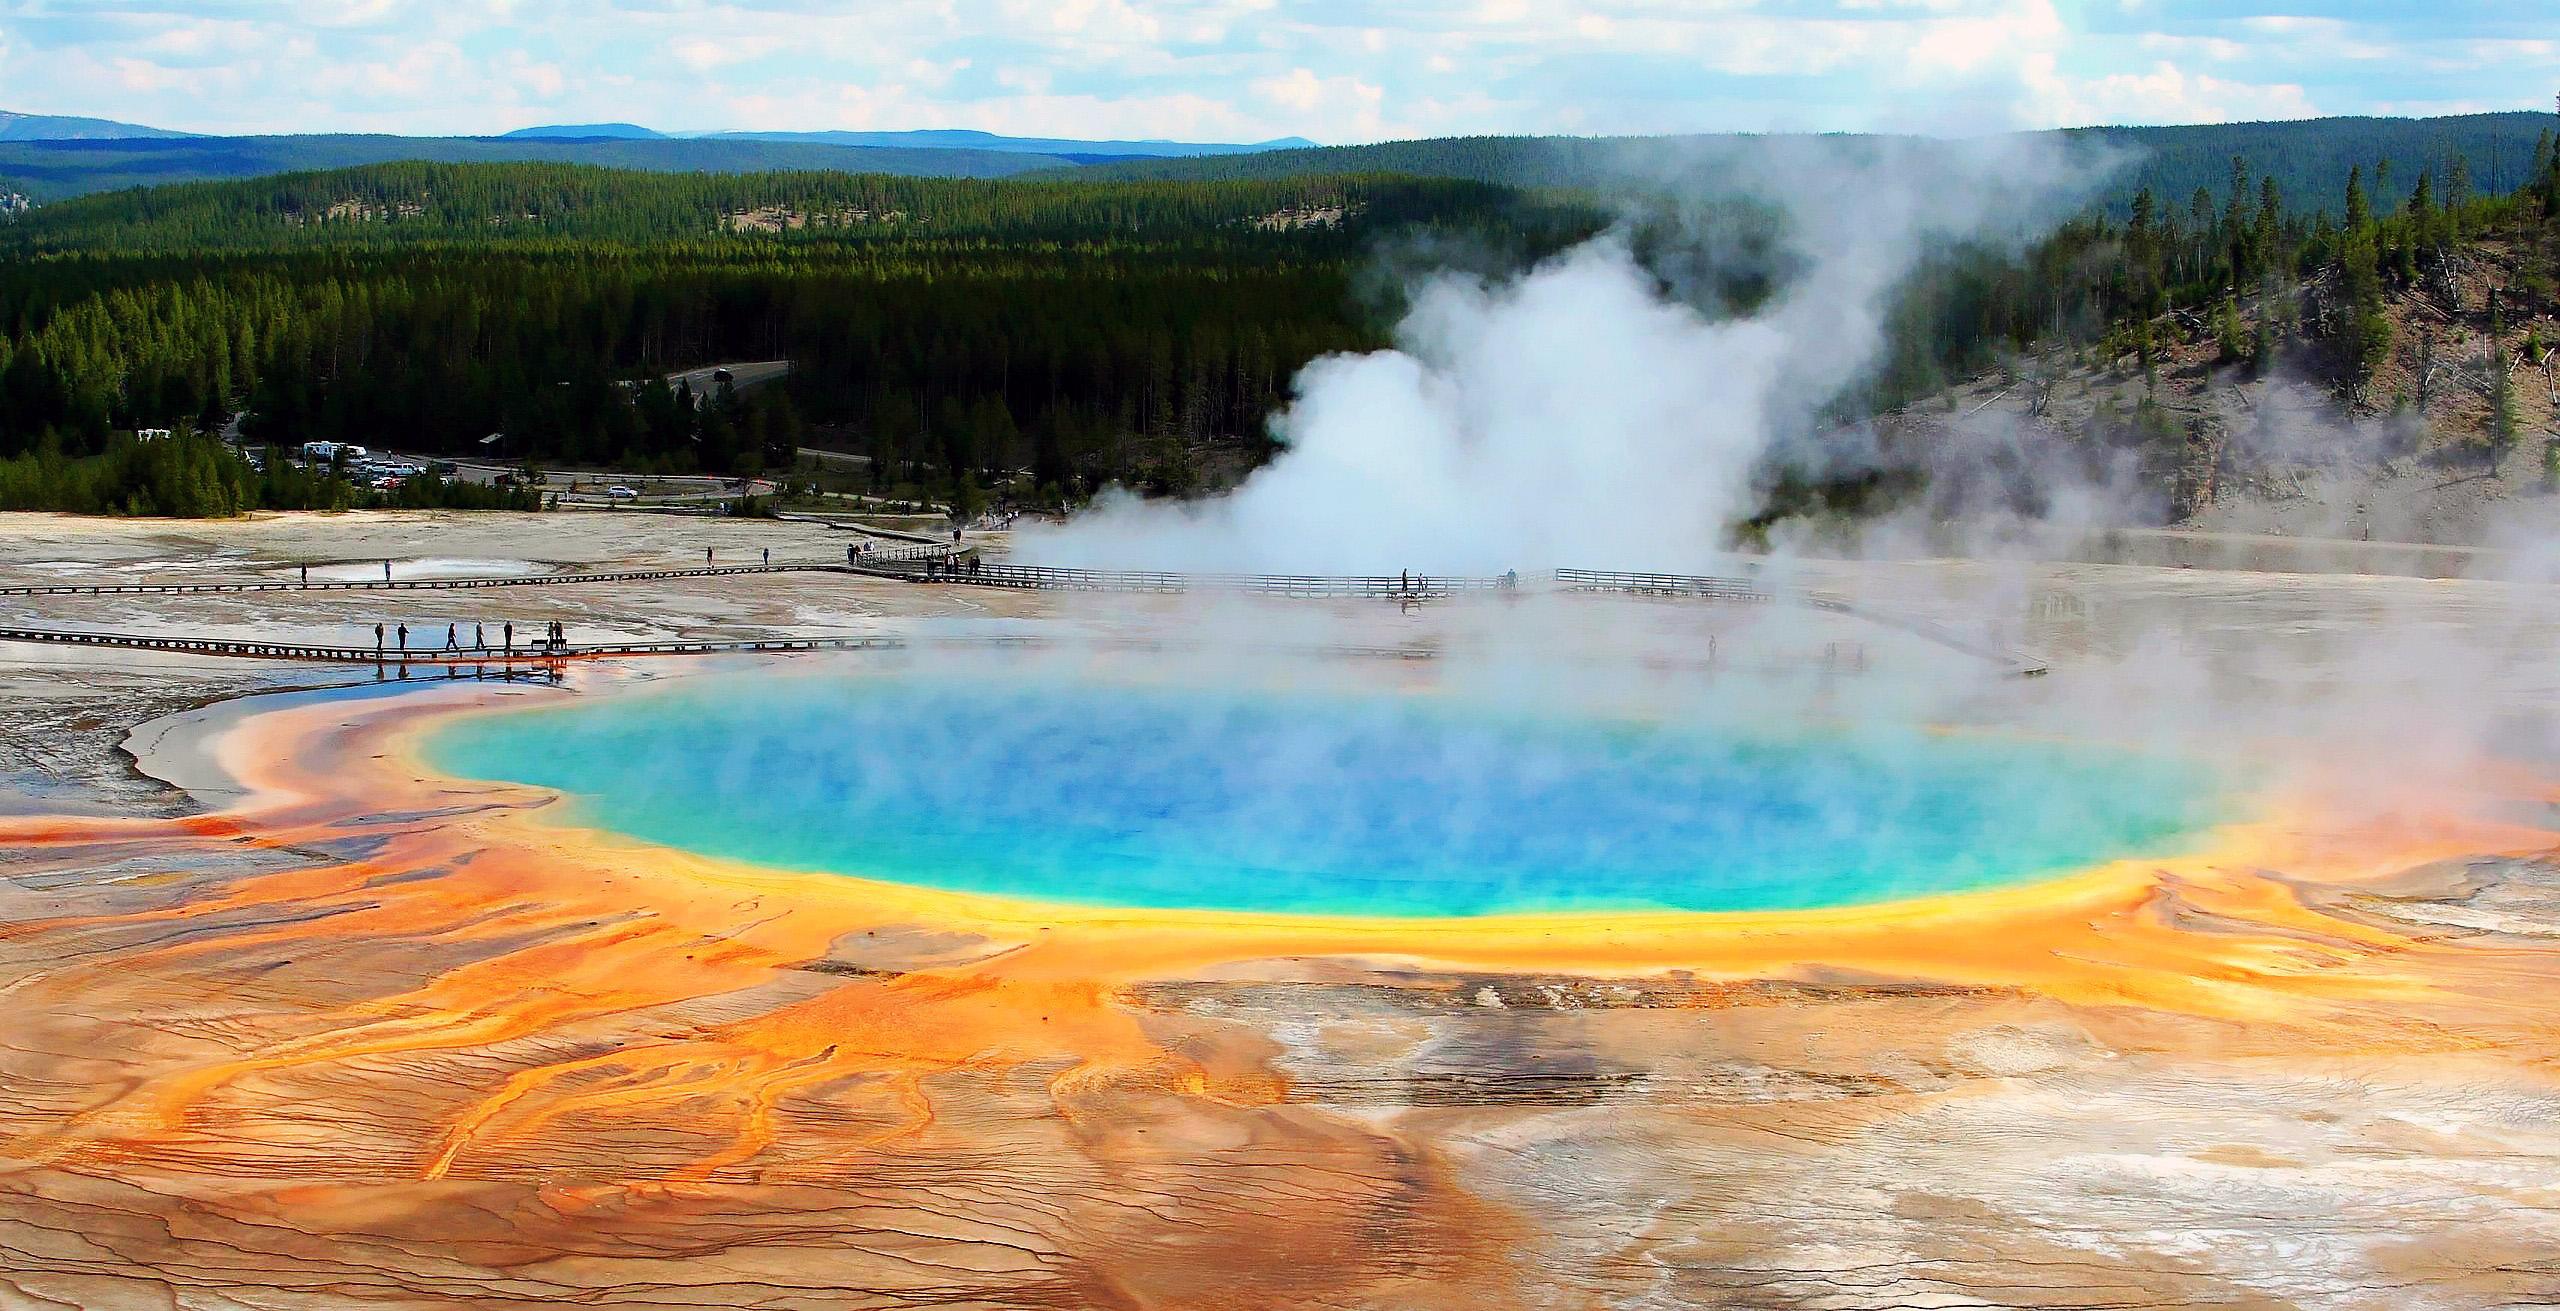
xmin=605 ymin=485 xmax=639 ymax=500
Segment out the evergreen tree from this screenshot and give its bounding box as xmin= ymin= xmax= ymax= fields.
xmin=2486 ymin=351 xmax=2521 ymax=465
xmin=2214 ymin=298 xmax=2248 ymax=364
xmin=2251 ymin=175 xmax=2283 ymax=281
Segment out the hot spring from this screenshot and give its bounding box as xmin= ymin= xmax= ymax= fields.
xmin=422 ymin=671 xmax=2232 ymax=917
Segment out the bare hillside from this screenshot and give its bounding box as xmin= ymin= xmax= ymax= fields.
xmin=1885 ymin=224 xmax=2560 ymax=547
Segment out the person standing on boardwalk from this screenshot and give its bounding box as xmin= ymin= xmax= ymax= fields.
xmin=474 ymin=622 xmax=484 ymax=650
xmin=707 ymin=547 xmax=715 ymax=565
xmin=396 ymin=623 xmax=408 ymax=652
xmin=763 ymin=547 xmax=770 ymax=565
xmin=503 ymin=621 xmax=513 ymax=654
xmin=374 ymin=623 xmax=384 ymax=655
xmin=300 ymin=564 xmax=309 ymax=585
xmin=383 ymin=560 xmax=392 ymax=582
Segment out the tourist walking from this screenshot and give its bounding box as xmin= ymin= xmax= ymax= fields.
xmin=473 ymin=622 xmax=484 ymax=650
xmin=300 ymin=564 xmax=309 ymax=584
xmin=502 ymin=621 xmax=513 ymax=654
xmin=396 ymin=624 xmax=408 ymax=651
xmin=383 ymin=560 xmax=392 ymax=582
xmin=762 ymin=547 xmax=770 ymax=565
xmin=444 ymin=624 xmax=458 ymax=651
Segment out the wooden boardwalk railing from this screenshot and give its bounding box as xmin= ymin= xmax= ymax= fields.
xmin=0 ymin=625 xmax=924 ymax=664
xmin=1552 ymin=567 xmax=1772 ymax=603
xmin=0 ymin=549 xmax=2043 ymax=676
xmin=1554 ymin=567 xmax=2045 ymax=675
xmin=851 ymin=556 xmax=1520 ymax=598
xmin=0 ymin=626 xmax=1461 ymax=669
xmin=0 ymin=564 xmax=862 ymax=598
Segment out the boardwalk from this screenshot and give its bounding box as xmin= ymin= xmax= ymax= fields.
xmin=0 ymin=552 xmax=2045 ymax=675
xmin=0 ymin=625 xmax=918 ymax=665
xmin=849 ymin=555 xmax=1515 ymax=599
xmin=0 ymin=557 xmax=947 ymax=599
xmin=1554 ymin=567 xmax=2047 ymax=676
xmin=857 ymin=559 xmax=2047 ymax=675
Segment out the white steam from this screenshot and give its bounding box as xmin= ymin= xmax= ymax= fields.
xmin=1019 ymin=140 xmax=2105 ymax=575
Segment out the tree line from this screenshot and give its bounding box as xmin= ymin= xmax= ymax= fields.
xmin=0 ymin=167 xmax=1601 ymax=512
xmin=1877 ymin=127 xmax=2560 ymax=403
xmin=2 ymin=162 xmax=1583 ymax=252
xmin=2 ymin=140 xmax=2554 ymax=519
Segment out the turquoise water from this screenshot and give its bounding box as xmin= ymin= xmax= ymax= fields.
xmin=422 ymin=674 xmax=2229 ymax=917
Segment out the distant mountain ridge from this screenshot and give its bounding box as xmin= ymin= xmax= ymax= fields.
xmin=0 ymin=134 xmax=1077 ymax=201
xmin=6 ymin=110 xmax=2555 ymax=221
xmin=0 ymin=116 xmax=1325 ymax=202
xmin=0 ymin=110 xmax=192 ymax=142
xmin=500 ymin=123 xmax=666 ymax=141
xmin=695 ymin=129 xmax=1319 ymax=158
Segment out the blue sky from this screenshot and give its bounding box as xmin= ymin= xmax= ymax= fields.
xmin=0 ymin=1 xmax=2552 ymax=143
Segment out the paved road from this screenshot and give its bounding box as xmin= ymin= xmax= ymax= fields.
xmin=418 ymin=456 xmax=778 ymax=503
xmin=667 ymin=359 xmax=791 ymax=402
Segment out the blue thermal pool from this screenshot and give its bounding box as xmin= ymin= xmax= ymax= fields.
xmin=421 ymin=673 xmax=2231 ymax=917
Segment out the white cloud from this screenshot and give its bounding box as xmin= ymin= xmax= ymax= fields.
xmin=1252 ymin=67 xmax=1392 ymax=139
xmin=0 ymin=1 xmax=2543 ymax=144
xmin=1905 ymin=0 xmax=2065 ymax=77
xmin=2020 ymin=55 xmax=2318 ymax=127
xmin=507 ymin=55 xmax=567 ymax=100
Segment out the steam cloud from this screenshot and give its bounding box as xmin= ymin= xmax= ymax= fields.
xmin=993 ymin=134 xmax=2560 ymax=835
xmin=1019 ymin=139 xmax=2107 ymax=574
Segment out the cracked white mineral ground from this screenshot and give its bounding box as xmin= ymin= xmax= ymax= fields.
xmin=1 ymin=510 xmax=2556 ymax=1310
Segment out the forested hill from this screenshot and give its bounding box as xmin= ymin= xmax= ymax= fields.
xmin=0 ymin=163 xmax=1608 ymax=515
xmin=0 ymin=163 xmax=1576 ymax=253
xmin=3 ymin=146 xmax=2551 ymax=525
xmin=1065 ymin=113 xmax=2559 ymax=220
